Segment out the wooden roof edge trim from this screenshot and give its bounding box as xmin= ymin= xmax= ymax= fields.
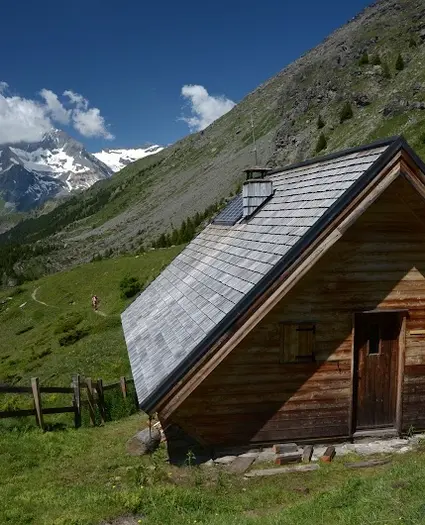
xmin=143 ymin=141 xmax=405 ymax=416
xmin=157 ymin=157 xmax=404 ymax=420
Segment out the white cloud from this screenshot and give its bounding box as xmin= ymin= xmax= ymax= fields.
xmin=39 ymin=88 xmax=70 ymax=125
xmin=0 ymin=83 xmax=113 ymax=144
xmin=0 ymin=93 xmax=52 ymax=144
xmin=181 ymin=84 xmax=236 ymax=131
xmin=63 ymin=90 xmax=88 ymax=110
xmin=72 ymin=108 xmax=114 ymax=139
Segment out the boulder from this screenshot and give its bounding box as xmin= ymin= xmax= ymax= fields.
xmin=126 ymin=428 xmax=161 ymax=456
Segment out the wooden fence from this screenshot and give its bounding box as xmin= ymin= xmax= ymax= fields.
xmin=0 ymin=375 xmax=135 ymax=430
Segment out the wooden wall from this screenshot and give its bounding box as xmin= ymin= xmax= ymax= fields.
xmin=163 ymin=176 xmax=425 ymax=448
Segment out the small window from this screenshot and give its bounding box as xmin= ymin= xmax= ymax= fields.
xmin=280 ymin=323 xmax=316 ymax=363
xmin=368 ymin=323 xmax=380 ymax=355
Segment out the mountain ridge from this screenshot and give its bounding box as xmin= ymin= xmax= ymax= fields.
xmin=2 ymin=0 xmax=425 ymax=280
xmin=0 ymin=129 xmax=112 ymax=211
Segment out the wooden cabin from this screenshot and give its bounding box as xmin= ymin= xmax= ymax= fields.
xmin=122 ymin=136 xmax=425 ymax=460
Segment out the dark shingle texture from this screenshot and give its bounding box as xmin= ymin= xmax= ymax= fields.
xmin=121 ymin=145 xmax=389 ymax=407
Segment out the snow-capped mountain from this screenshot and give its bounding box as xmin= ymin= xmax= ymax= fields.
xmin=0 ymin=130 xmax=113 ymax=211
xmin=93 ymin=145 xmax=163 ymax=172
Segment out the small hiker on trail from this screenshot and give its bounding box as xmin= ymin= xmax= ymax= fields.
xmin=91 ymin=294 xmax=99 ymax=311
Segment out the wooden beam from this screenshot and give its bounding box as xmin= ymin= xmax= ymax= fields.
xmin=97 ymin=379 xmax=106 ymax=425
xmin=0 ymin=409 xmax=36 ymax=419
xmin=31 ymin=377 xmax=44 ymax=430
xmin=396 ymin=314 xmax=406 ymax=434
xmin=72 ymin=374 xmax=81 ymax=429
xmin=85 ymin=377 xmax=96 ymax=426
xmin=120 ymin=376 xmax=127 ymax=398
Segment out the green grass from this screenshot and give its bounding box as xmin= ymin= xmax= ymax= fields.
xmin=0 ymin=245 xmax=183 ymax=390
xmin=2 ymin=415 xmax=425 ymax=524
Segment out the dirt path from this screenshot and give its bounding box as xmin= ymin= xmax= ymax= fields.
xmin=31 ymin=287 xmax=52 ymax=307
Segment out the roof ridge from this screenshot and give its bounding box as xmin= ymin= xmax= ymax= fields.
xmin=268 ymin=136 xmax=402 ymax=176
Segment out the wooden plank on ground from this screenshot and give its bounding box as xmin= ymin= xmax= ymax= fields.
xmin=245 ymin=464 xmax=319 ymax=477
xmin=345 ymin=459 xmax=391 ymax=469
xmin=302 ymin=445 xmax=314 ymax=463
xmin=273 ymin=443 xmax=298 ymax=454
xmin=275 ymin=453 xmax=302 ymax=465
xmin=320 ymin=446 xmax=336 ymax=463
xmin=227 ymin=456 xmax=257 ymax=474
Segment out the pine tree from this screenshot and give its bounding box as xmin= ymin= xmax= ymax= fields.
xmin=339 ymin=102 xmax=354 ymax=123
xmin=395 ymin=53 xmax=405 ymax=71
xmin=171 ymin=228 xmax=180 ymax=246
xmin=381 ymin=61 xmax=391 ymax=79
xmin=315 ymin=133 xmax=327 ymax=154
xmin=359 ymin=52 xmax=369 ymax=66
xmin=409 ymin=36 xmax=417 ymax=48
xmin=317 ymin=115 xmax=325 ymax=129
xmin=371 ymin=54 xmax=381 ymax=65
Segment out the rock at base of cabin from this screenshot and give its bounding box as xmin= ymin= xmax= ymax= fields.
xmin=126 ymin=428 xmax=161 ymax=456
xmin=214 ymin=455 xmax=238 ymax=465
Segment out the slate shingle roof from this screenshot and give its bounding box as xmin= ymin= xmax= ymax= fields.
xmin=121 ymin=139 xmax=398 ymax=412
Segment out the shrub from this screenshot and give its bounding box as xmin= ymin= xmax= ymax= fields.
xmin=15 ymin=325 xmax=34 ymax=335
xmin=58 ymin=328 xmax=88 ymax=347
xmin=317 ymin=115 xmax=325 ymax=129
xmin=409 ymin=36 xmax=417 ymax=48
xmin=358 ymin=52 xmax=369 ymax=66
xmin=120 ymin=276 xmax=142 ymax=299
xmin=371 ymin=54 xmax=381 ymax=65
xmin=381 ymin=61 xmax=391 ymax=79
xmin=54 ymin=312 xmax=83 ymax=334
xmin=395 ymin=53 xmax=405 ymax=71
xmin=315 ymin=133 xmax=327 ymax=154
xmin=340 ymin=101 xmax=354 ymax=123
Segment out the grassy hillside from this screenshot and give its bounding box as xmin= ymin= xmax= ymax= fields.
xmin=2 ymin=416 xmax=425 ymax=524
xmin=0 ymin=246 xmax=182 ymax=386
xmin=2 ymin=0 xmax=425 ymax=279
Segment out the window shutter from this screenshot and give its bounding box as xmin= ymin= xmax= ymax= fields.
xmin=280 ymin=323 xmax=316 ymax=363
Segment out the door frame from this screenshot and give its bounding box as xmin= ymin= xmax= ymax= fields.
xmin=349 ymin=309 xmax=407 ymax=437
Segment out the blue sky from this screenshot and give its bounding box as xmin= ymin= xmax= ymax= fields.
xmin=0 ymin=0 xmax=372 ymax=152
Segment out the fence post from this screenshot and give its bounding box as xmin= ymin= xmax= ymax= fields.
xmin=85 ymin=378 xmax=96 ymax=426
xmin=120 ymin=376 xmax=127 ymax=399
xmin=97 ymin=379 xmax=106 ymax=424
xmin=72 ymin=374 xmax=81 ymax=429
xmin=31 ymin=377 xmax=44 ymax=430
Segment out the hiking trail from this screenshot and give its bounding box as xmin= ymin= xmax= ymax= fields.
xmin=31 ymin=287 xmax=52 ymax=307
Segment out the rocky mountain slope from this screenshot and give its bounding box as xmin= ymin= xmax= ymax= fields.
xmin=93 ymin=145 xmax=164 ymax=172
xmin=0 ymin=130 xmax=112 ymax=211
xmin=2 ymin=0 xmax=425 ymax=277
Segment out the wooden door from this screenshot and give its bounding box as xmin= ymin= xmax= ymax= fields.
xmin=354 ymin=312 xmax=401 ymax=430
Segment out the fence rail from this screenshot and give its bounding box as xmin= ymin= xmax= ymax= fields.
xmin=0 ymin=375 xmax=135 ymax=430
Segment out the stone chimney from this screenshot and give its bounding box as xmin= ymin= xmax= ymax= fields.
xmin=242 ymin=167 xmax=273 ymax=218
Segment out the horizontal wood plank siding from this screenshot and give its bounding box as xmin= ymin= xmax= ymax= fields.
xmin=163 ymin=176 xmax=425 ymax=447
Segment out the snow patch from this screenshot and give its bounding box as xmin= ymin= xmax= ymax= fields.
xmin=93 ymin=145 xmax=163 ymax=172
